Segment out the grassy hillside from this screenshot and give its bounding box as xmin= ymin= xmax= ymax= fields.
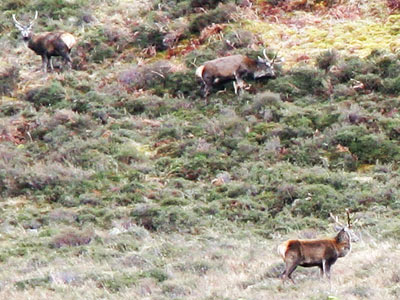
xmin=0 ymin=0 xmax=400 ymax=298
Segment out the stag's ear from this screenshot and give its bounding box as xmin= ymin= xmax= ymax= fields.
xmin=333 ymin=224 xmax=342 ymax=232
xmin=336 ymin=228 xmax=350 ymax=243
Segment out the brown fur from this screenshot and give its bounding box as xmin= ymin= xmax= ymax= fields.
xmin=195 ymin=54 xmax=275 ymax=97
xmin=278 ymin=228 xmax=351 ymax=283
xmin=27 ymin=32 xmax=76 ymax=71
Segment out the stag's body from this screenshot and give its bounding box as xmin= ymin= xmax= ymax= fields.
xmin=196 ymin=51 xmax=276 ymax=97
xmin=278 ymin=226 xmax=353 ymax=283
xmin=13 ymin=12 xmax=76 ymax=72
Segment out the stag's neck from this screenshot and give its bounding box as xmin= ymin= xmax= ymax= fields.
xmin=337 ymin=242 xmax=351 ymax=257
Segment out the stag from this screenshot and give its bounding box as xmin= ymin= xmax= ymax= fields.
xmin=278 ymin=209 xmax=358 ymax=283
xmin=13 ymin=11 xmax=76 ymax=72
xmin=195 ymin=49 xmax=277 ymax=97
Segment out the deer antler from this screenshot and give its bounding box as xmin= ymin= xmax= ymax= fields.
xmin=345 ymin=208 xmax=360 ymax=228
xmin=263 ymin=48 xmax=270 ymax=62
xmin=271 ymin=49 xmax=279 ymax=64
xmin=330 ymin=212 xmax=345 ymax=228
xmin=29 ymin=11 xmax=38 ymax=28
xmin=12 ymin=14 xmax=24 ymax=29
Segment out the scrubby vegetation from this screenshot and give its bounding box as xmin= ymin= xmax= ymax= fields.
xmin=0 ymin=0 xmax=399 ymax=299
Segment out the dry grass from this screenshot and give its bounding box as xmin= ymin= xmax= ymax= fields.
xmin=0 ymin=223 xmax=399 ymax=299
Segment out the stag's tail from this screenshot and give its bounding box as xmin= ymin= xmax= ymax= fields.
xmin=195 ymin=65 xmax=205 ymax=79
xmin=60 ymin=33 xmax=76 ymax=50
xmin=277 ymin=241 xmax=289 ymax=259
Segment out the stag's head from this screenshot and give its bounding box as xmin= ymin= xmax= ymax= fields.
xmin=331 ymin=208 xmax=359 ymax=243
xmin=253 ymin=49 xmax=278 ymax=79
xmin=13 ymin=11 xmax=38 ymax=41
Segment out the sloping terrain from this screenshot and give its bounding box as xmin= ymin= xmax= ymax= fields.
xmin=0 ymin=0 xmax=400 ymax=299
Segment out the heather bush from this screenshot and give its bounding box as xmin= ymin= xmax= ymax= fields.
xmin=119 ymin=60 xmax=176 ymax=91
xmin=334 ymin=125 xmax=400 ymax=164
xmin=132 ymin=24 xmax=167 ymax=51
xmin=383 ymin=75 xmax=400 ymax=94
xmin=25 ymin=81 xmax=66 ymax=109
xmin=0 ymin=65 xmax=19 ymax=96
xmin=291 ymin=183 xmax=346 ymax=217
xmin=31 ymin=0 xmax=89 ymax=19
xmin=152 ymin=70 xmax=200 ymax=98
xmin=316 ymin=49 xmax=338 ymax=72
xmin=50 ymin=228 xmax=93 ymax=248
xmin=188 ymin=3 xmax=236 ymax=33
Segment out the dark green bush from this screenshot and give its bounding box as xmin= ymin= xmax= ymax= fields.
xmin=152 ymin=70 xmax=200 ymax=98
xmin=316 ymin=49 xmax=338 ymax=72
xmin=289 ymin=66 xmax=325 ymax=95
xmin=223 ymin=29 xmax=256 ymax=50
xmin=190 ymin=0 xmax=228 ymax=9
xmin=132 ymin=24 xmax=166 ymax=51
xmin=131 ymin=204 xmax=197 ymax=232
xmin=368 ymin=51 xmax=400 ymax=78
xmin=25 ymin=81 xmax=66 ymax=108
xmin=15 ymin=276 xmax=52 ymax=291
xmin=0 ymin=65 xmax=19 ymax=96
xmin=184 ymin=48 xmax=220 ymax=68
xmin=355 ymin=74 xmax=383 ymax=91
xmin=332 ymin=56 xmax=375 ymax=84
xmin=291 ymin=184 xmax=346 ymax=217
xmin=189 ymin=4 xmax=235 ymax=34
xmin=32 ymin=0 xmax=89 ymax=19
xmin=383 ymin=75 xmax=400 ymax=94
xmin=90 ymin=44 xmax=115 ymax=63
xmin=334 ymin=126 xmax=400 ymax=164
xmin=0 ymin=0 xmax=25 ymax=10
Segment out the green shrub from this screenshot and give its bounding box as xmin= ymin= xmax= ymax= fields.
xmin=332 ymin=56 xmax=375 ymax=83
xmin=190 ymin=0 xmax=228 ymax=9
xmin=95 ymin=273 xmax=138 ymax=293
xmin=289 ymin=66 xmax=325 ymax=95
xmin=0 ymin=65 xmax=19 ymax=96
xmin=380 ymin=118 xmax=400 ymax=139
xmin=0 ymin=0 xmax=25 ymax=10
xmin=184 ymin=48 xmax=219 ymax=67
xmin=131 ymin=204 xmax=197 ymax=232
xmin=25 ymin=81 xmax=66 ymax=108
xmin=189 ymin=3 xmax=235 ymax=33
xmin=152 ymin=70 xmax=200 ymax=98
xmin=334 ymin=126 xmax=400 ymax=164
xmin=370 ymin=52 xmax=400 ymax=78
xmin=291 ymin=184 xmax=346 ymax=217
xmin=90 ymin=44 xmax=115 ymax=63
xmin=223 ymin=29 xmax=256 ymax=49
xmin=266 ymin=76 xmax=301 ymax=98
xmin=316 ymin=49 xmax=338 ymax=72
xmin=119 ymin=60 xmax=175 ymax=91
xmin=32 ymin=0 xmax=89 ymax=19
xmin=132 ymin=24 xmax=166 ymax=51
xmin=355 ymin=73 xmax=383 ymax=91
xmin=15 ymin=276 xmax=52 ymax=291
xmin=383 ymin=75 xmax=400 ymax=94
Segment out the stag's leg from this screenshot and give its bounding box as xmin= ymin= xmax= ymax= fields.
xmin=63 ymin=52 xmax=73 ymax=70
xmin=321 ymin=260 xmax=332 ymax=280
xmin=234 ymin=73 xmax=245 ymax=95
xmin=201 ymin=82 xmax=210 ymax=98
xmin=48 ymin=56 xmax=54 ymax=72
xmin=41 ymin=55 xmax=48 ymax=73
xmin=201 ymin=74 xmax=213 ymax=98
xmin=281 ymin=261 xmax=298 ymax=284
